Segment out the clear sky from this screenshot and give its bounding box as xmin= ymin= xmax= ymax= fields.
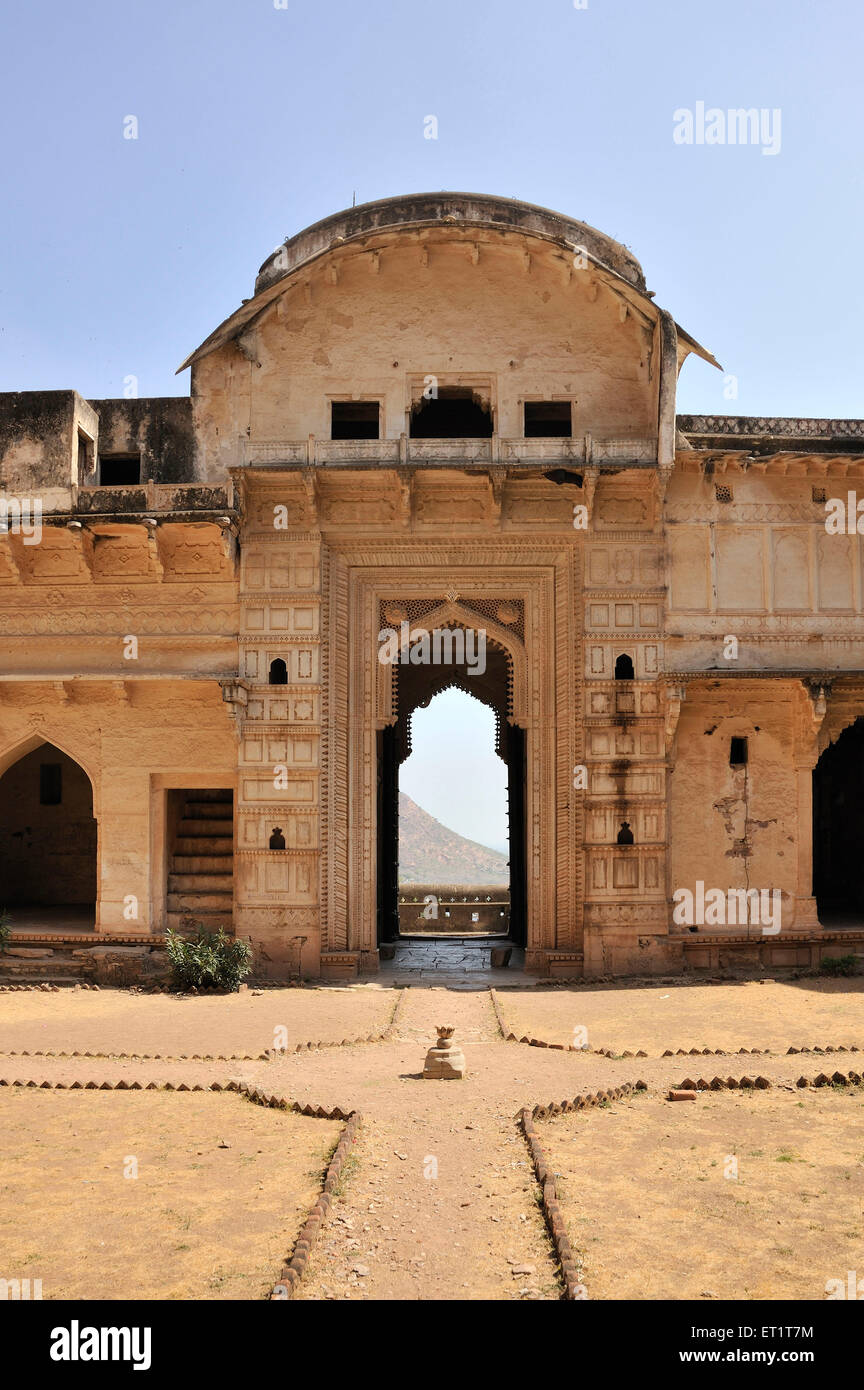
xmin=401 ymin=691 xmax=509 ymax=854
xmin=1 ymin=0 xmax=862 ymax=416
xmin=2 ymin=0 xmax=861 ymax=849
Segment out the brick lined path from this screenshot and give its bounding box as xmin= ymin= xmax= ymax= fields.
xmin=0 ymin=983 xmax=840 ymax=1301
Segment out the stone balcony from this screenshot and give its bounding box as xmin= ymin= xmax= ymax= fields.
xmin=239 ymin=434 xmax=658 ymax=469
xmin=18 ymin=481 xmax=236 ymax=519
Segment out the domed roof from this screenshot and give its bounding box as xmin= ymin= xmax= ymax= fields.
xmin=254 ymin=191 xmax=647 ymax=296
xmin=178 ymin=191 xmax=717 ymax=374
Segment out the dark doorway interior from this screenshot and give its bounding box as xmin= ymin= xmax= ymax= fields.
xmin=375 ymin=629 xmax=525 ymax=948
xmin=813 ymin=718 xmax=864 ymax=922
xmin=0 ymin=744 xmax=97 ymax=925
xmin=409 ymin=387 xmax=493 ymax=438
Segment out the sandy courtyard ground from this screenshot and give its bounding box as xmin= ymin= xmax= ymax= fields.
xmin=0 ymin=985 xmax=395 ymax=1057
xmin=0 ymin=1089 xmax=339 ymax=1300
xmin=2 ymin=977 xmax=863 ymax=1300
xmin=542 ymin=1087 xmax=864 ymax=1300
xmin=498 ymin=978 xmax=864 ymax=1055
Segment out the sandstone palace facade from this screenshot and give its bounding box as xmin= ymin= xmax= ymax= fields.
xmin=1 ymin=193 xmax=863 ymax=982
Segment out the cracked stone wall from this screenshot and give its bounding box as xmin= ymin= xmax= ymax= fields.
xmin=668 ymin=685 xmax=799 ymax=927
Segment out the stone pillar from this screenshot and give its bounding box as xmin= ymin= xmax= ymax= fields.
xmin=96 ymin=778 xmax=152 ymax=934
xmin=232 ymin=476 xmax=324 ymax=978
xmin=794 ymin=759 xmax=821 ymax=929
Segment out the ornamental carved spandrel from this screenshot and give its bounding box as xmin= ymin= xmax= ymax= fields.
xmin=377 ymin=595 xmax=525 ymax=644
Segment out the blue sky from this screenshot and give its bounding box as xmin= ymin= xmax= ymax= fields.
xmin=1 ymin=0 xmax=861 ymax=415
xmin=401 ymin=692 xmax=509 ymax=854
xmin=1 ymin=0 xmax=861 ymax=850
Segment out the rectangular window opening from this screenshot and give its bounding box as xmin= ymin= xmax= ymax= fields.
xmin=409 ymin=386 xmax=493 ymax=439
xmin=524 ymin=400 xmax=572 ymax=438
xmin=331 ymin=401 xmax=380 ymax=440
xmin=98 ymin=454 xmax=142 ymax=486
xmin=729 ymin=736 xmax=748 ymax=767
xmin=40 ymin=763 xmax=62 ymax=805
xmin=77 ymin=430 xmax=95 ymax=478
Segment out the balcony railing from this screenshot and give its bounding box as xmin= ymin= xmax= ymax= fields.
xmin=240 ymin=434 xmax=658 ymax=468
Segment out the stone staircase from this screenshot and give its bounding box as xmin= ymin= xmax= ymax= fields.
xmin=166 ymin=789 xmax=234 ymax=933
xmin=0 ymin=949 xmax=93 ymax=987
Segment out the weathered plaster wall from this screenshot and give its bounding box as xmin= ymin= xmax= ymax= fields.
xmin=90 ymin=398 xmax=196 ymax=482
xmin=191 ymin=234 xmax=658 ymax=479
xmin=0 ymin=390 xmax=98 ymax=502
xmin=668 ymin=681 xmax=800 ymax=929
xmin=666 ymin=463 xmax=864 ymax=672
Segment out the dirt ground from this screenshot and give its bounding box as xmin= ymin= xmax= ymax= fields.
xmin=2 ymin=979 xmax=862 ymax=1301
xmin=498 ymin=978 xmax=864 ymax=1055
xmin=0 ymin=985 xmax=395 ymax=1058
xmin=542 ymin=1087 xmax=864 ymax=1301
xmin=0 ymin=1089 xmax=339 ymax=1300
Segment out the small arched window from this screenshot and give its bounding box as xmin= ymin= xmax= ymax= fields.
xmin=614 ymin=653 xmax=635 ymax=680
xmin=617 ymin=821 xmax=634 ymax=845
xmin=269 ymin=658 xmax=287 ymax=685
xmin=269 ymin=827 xmax=286 ymax=850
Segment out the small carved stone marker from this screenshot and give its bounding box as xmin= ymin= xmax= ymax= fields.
xmin=423 ymin=1025 xmax=466 ymax=1080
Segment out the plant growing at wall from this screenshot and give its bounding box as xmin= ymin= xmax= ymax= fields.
xmin=0 ymin=909 xmax=10 ymax=953
xmin=165 ymin=925 xmax=251 ymax=992
xmin=819 ymin=954 xmax=860 ymax=978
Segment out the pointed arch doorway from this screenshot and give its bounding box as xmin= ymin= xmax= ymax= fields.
xmin=0 ymin=741 xmax=98 ymax=931
xmin=376 ymin=628 xmax=526 ymax=949
xmin=813 ymin=716 xmax=864 ymax=924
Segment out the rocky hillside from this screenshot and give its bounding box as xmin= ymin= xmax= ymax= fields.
xmin=398 ymin=792 xmax=509 ymax=885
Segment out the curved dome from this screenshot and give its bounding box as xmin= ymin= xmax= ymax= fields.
xmin=178 ymin=191 xmax=718 ymax=375
xmin=255 ymin=191 xmax=647 ymax=296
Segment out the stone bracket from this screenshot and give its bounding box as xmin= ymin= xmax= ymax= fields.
xmin=221 ymin=678 xmax=249 ymax=738
xmin=664 ymin=680 xmax=686 ymax=752
xmin=802 ymin=677 xmax=831 ymax=736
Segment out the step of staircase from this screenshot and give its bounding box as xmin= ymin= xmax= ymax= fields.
xmin=184 ymin=801 xmax=233 ymax=820
xmin=168 ymin=872 xmax=234 ymax=893
xmin=0 ymin=955 xmax=91 ymax=982
xmin=174 ymin=835 xmax=234 ymax=854
xmin=166 ymin=910 xmax=233 ymax=932
xmin=167 ymin=890 xmax=233 ymax=912
xmin=171 ymin=855 xmax=234 ymax=875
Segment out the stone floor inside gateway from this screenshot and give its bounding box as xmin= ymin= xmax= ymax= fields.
xmin=377 ymin=936 xmax=526 ymax=983
xmin=1 ymin=973 xmax=862 ymax=1301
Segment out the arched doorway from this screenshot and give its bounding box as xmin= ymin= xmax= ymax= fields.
xmin=376 ymin=624 xmax=526 ymax=950
xmin=0 ymin=743 xmax=97 ymax=930
xmin=813 ymin=717 xmax=864 ymax=924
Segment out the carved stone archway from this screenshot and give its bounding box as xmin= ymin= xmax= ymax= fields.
xmin=375 ymin=607 xmax=524 ymax=947
xmin=321 ymin=550 xmax=572 ymax=971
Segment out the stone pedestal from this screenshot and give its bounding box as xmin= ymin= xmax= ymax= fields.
xmin=423 ymin=1026 xmax=466 ymax=1080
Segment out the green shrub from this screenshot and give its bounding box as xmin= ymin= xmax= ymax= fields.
xmin=0 ymin=909 xmax=10 ymax=953
xmin=165 ymin=925 xmax=251 ymax=992
xmin=819 ymin=954 xmax=860 ymax=978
